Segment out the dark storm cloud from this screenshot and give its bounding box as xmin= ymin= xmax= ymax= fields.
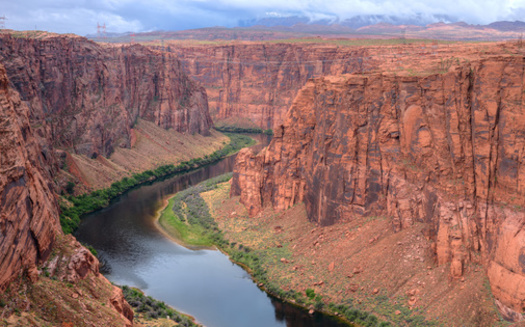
xmin=2 ymin=0 xmax=524 ymax=35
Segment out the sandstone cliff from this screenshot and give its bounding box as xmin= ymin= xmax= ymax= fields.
xmin=169 ymin=43 xmax=372 ymax=130
xmin=0 ymin=56 xmax=135 ymax=326
xmin=0 ymin=62 xmax=133 ymax=325
xmin=232 ymin=52 xmax=525 ymax=318
xmin=0 ymin=32 xmax=212 ymax=159
xmin=0 ymin=62 xmax=58 ymax=289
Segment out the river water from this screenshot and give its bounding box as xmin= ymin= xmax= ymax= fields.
xmin=75 ymin=135 xmax=349 ymax=327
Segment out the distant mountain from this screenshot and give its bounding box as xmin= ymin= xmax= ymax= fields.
xmin=239 ymin=16 xmax=311 ymax=27
xmin=88 ymin=17 xmax=525 ymax=43
xmin=340 ymin=14 xmax=456 ymax=29
xmin=239 ymin=14 xmax=456 ymax=29
xmin=85 ymin=31 xmax=133 ymax=38
xmin=488 ymin=21 xmax=525 ymax=32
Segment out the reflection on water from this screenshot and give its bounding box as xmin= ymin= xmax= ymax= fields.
xmin=75 ymin=134 xmax=349 ymax=327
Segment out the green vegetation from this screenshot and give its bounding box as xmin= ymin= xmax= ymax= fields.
xmin=3 ymin=30 xmax=50 ymax=39
xmin=325 ymin=295 xmax=440 ymax=327
xmin=158 ymin=173 xmax=442 ymax=327
xmin=306 ymin=288 xmax=316 ymax=299
xmin=214 ymin=126 xmax=273 ymax=135
xmin=59 ymin=133 xmax=255 ymax=234
xmin=82 ymin=243 xmax=98 ymax=257
xmin=159 ymin=173 xmax=234 ymax=247
xmin=157 ymin=174 xmax=328 ymax=318
xmin=65 ymin=181 xmax=75 ymax=195
xmin=437 ymin=57 xmax=460 ymax=74
xmin=157 ymin=173 xmax=293 ymax=298
xmin=122 ymin=285 xmax=200 ymax=326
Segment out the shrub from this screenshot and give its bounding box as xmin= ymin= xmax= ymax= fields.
xmin=65 ymin=181 xmax=75 ymax=194
xmin=121 ymin=285 xmax=200 ymax=326
xmin=305 ymin=288 xmax=316 ymax=299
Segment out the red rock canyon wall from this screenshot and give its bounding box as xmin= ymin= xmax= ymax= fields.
xmin=0 ymin=62 xmax=58 ymax=288
xmin=0 ymin=34 xmax=212 ymax=158
xmin=170 ymin=43 xmax=372 ymax=129
xmin=232 ymin=55 xmax=525 ymax=317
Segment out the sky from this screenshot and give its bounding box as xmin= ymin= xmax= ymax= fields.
xmin=2 ymin=0 xmax=525 ymax=36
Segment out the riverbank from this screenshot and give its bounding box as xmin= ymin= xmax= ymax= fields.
xmin=213 ymin=117 xmax=273 ymax=135
xmin=156 ymin=173 xmax=234 ymax=249
xmin=156 ymin=174 xmax=360 ymax=326
xmin=214 ymin=126 xmax=273 ymax=135
xmin=121 ymin=285 xmax=201 ymax=327
xmin=59 ymin=133 xmax=255 ymax=234
xmin=157 ymin=174 xmax=503 ymax=327
xmin=61 ymin=120 xmax=230 ymax=193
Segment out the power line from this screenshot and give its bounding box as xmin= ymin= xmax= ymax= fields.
xmin=0 ymin=15 xmax=7 ymax=29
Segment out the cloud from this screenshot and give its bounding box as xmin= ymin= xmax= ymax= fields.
xmin=1 ymin=0 xmax=524 ymax=35
xmin=2 ymin=1 xmax=142 ymax=35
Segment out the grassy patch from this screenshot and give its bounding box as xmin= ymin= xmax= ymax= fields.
xmin=122 ymin=285 xmax=201 ymax=326
xmin=214 ymin=126 xmax=273 ymax=135
xmin=158 ymin=173 xmax=234 ymax=247
xmin=59 ymin=133 xmax=255 ymax=234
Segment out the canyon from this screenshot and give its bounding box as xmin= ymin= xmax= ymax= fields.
xmin=231 ymin=41 xmax=525 ymax=323
xmin=0 ymin=31 xmax=217 ymax=326
xmin=1 ymin=26 xmax=525 ymax=326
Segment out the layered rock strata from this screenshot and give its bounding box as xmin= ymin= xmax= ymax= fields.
xmin=0 ymin=56 xmax=133 ymax=326
xmin=170 ymin=43 xmax=372 ymax=129
xmin=232 ymin=56 xmax=525 ymax=317
xmin=0 ymin=32 xmax=212 ymax=159
xmin=0 ymin=63 xmax=58 ymax=289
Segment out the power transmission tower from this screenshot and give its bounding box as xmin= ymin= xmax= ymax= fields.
xmin=97 ymin=22 xmax=107 ymax=40
xmin=0 ymin=15 xmax=7 ymax=29
xmin=130 ymin=33 xmax=135 ymax=44
xmin=161 ymin=39 xmax=165 ymax=51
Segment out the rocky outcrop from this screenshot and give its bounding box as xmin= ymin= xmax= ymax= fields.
xmin=110 ymin=286 xmax=135 ymax=325
xmin=0 ymin=56 xmax=134 ymax=325
xmin=170 ymin=43 xmax=371 ymax=129
xmin=0 ymin=32 xmax=212 ymax=159
xmin=232 ymin=55 xmax=525 ymax=317
xmin=0 ymin=62 xmax=58 ymax=289
xmin=43 ymin=235 xmax=134 ymax=326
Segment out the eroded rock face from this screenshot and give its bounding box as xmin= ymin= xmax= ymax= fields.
xmin=0 ymin=63 xmax=59 ymax=289
xmin=170 ymin=44 xmax=371 ymax=129
xmin=110 ymin=286 xmax=134 ymax=326
xmin=232 ymin=57 xmax=525 ymax=316
xmin=0 ymin=59 xmax=134 ymax=325
xmin=0 ymin=33 xmax=212 ymax=158
xmin=42 ymin=235 xmax=134 ymax=326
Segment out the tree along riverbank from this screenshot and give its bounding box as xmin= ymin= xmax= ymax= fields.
xmin=59 ymin=133 xmax=255 ymax=234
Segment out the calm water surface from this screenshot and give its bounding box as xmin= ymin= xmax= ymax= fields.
xmin=75 ymin=135 xmax=349 ymax=327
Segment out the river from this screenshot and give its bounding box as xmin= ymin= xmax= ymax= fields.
xmin=75 ymin=134 xmax=349 ymax=327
